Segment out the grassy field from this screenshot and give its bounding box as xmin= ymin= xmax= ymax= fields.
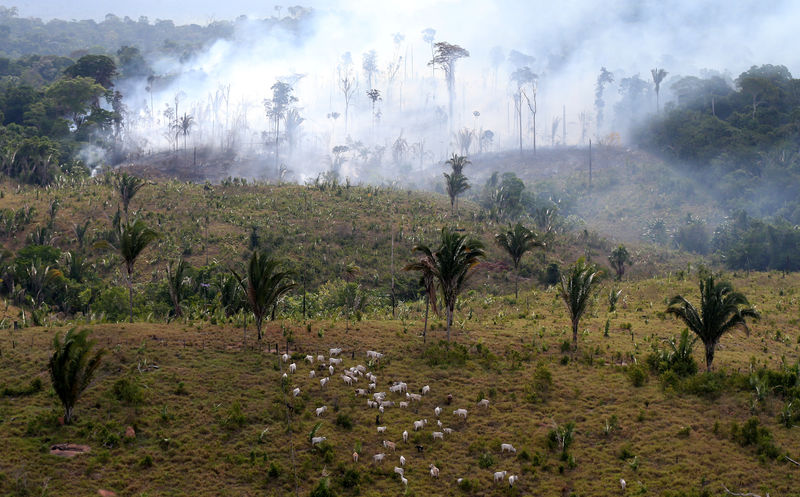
xmin=2 ymin=271 xmax=799 ymax=496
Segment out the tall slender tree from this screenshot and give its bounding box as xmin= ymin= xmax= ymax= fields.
xmin=429 ymin=42 xmax=470 ymax=131
xmin=404 ymin=256 xmax=438 ymax=343
xmin=511 ymin=66 xmax=537 ymax=154
xmin=560 ymin=258 xmax=602 ymax=349
xmin=116 ymin=172 xmax=145 ymax=218
xmin=495 ymin=223 xmax=544 ymax=299
xmin=231 ymin=251 xmax=296 ymax=341
xmin=119 ymin=220 xmax=159 ymax=322
xmin=595 ymin=67 xmax=614 ymax=133
xmin=166 ymin=258 xmax=188 ymax=319
xmin=177 ymin=112 xmax=194 ymax=153
xmin=651 ymin=68 xmax=668 ymax=112
xmin=608 ymin=244 xmax=632 ymax=281
xmin=410 ymin=228 xmax=485 ymax=341
xmin=49 ymin=328 xmax=105 ymax=424
xmin=666 ymin=275 xmax=759 ymax=371
xmin=264 ymin=81 xmax=297 ymax=173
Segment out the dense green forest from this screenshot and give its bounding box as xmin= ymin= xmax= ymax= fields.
xmin=0 ymin=6 xmax=312 ymax=59
xmin=637 ymin=64 xmax=800 ymax=270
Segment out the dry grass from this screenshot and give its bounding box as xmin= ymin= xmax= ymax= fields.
xmin=2 ymin=272 xmax=799 ymax=496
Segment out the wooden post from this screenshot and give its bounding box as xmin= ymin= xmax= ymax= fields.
xmin=588 ymin=139 xmax=592 ymax=190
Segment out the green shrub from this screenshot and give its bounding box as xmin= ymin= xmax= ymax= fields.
xmin=423 ymin=341 xmax=469 ymax=367
xmin=627 ymin=364 xmax=648 ymax=387
xmin=478 ymin=452 xmax=495 ymax=468
xmin=617 ymin=444 xmax=635 ymax=460
xmin=174 ymin=381 xmax=188 ymax=395
xmin=139 ymin=454 xmax=153 ymax=468
xmin=731 ymin=417 xmax=781 ymax=459
xmin=547 ymin=421 xmax=575 ymax=454
xmin=2 ymin=378 xmax=43 ymax=397
xmin=524 ymin=363 xmax=553 ymax=403
xmin=220 ymin=401 xmax=246 ymax=428
xmin=679 ymin=372 xmax=729 ymax=398
xmin=94 ymin=286 xmax=129 ymax=321
xmin=94 ymin=422 xmax=120 ymax=448
xmin=112 ymin=377 xmax=144 ymax=405
xmin=458 ymin=478 xmax=476 ymax=491
xmin=309 ymin=477 xmax=335 ymax=497
xmin=779 ymin=401 xmax=798 ymax=428
xmin=335 ymin=413 xmax=353 ymax=430
xmin=543 ymin=263 xmax=560 ymax=286
xmin=339 ymin=469 xmax=360 ymax=489
xmin=646 ymin=329 xmax=698 ymax=377
xmin=268 ymin=462 xmax=282 ymax=478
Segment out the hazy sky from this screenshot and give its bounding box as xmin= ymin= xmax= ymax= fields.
xmin=12 ymin=0 xmax=320 ymax=22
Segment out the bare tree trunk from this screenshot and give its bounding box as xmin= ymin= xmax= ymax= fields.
xmin=127 ymin=268 xmax=134 ymax=323
xmin=518 ymin=93 xmax=523 ymax=155
xmin=572 ymin=320 xmax=579 ymax=349
xmin=446 ymin=305 xmax=453 ymax=341
xmin=391 ymin=231 xmax=396 ymax=318
xmin=705 ymin=341 xmax=715 ymax=372
xmin=423 ymin=295 xmax=429 ymax=344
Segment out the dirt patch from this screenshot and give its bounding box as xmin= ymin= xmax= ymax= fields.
xmin=49 ymin=443 xmax=91 ymax=457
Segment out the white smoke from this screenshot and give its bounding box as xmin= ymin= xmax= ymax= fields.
xmin=99 ymin=0 xmax=800 ymax=181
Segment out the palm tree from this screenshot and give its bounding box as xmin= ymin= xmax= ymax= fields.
xmin=116 ymin=173 xmax=146 ymax=218
xmin=495 ymin=223 xmax=544 ymax=299
xmin=404 ymin=256 xmax=438 ymax=343
xmin=443 ymin=172 xmax=470 ymax=215
xmin=119 ymin=220 xmax=159 ymax=322
xmin=49 ymin=328 xmax=105 ymax=424
xmin=608 ymin=244 xmax=632 ymax=281
xmin=445 ymin=153 xmax=470 ymax=175
xmin=666 ymin=275 xmax=759 ymax=372
xmin=177 ymin=113 xmax=194 ymax=153
xmin=166 ymin=258 xmax=188 ymax=319
xmin=410 ymin=228 xmax=485 ymax=341
xmin=651 ymin=68 xmax=668 ymax=112
xmin=560 ymin=258 xmax=602 ymax=349
xmin=231 ymin=250 xmax=296 ymax=341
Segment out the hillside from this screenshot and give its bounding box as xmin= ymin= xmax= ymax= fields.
xmin=2 ymin=272 xmax=799 ymax=496
xmin=0 ymin=171 xmax=696 ymax=326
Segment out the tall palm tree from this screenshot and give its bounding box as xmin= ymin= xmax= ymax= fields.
xmin=651 ymin=68 xmax=668 ymax=112
xmin=404 ymin=256 xmax=438 ymax=343
xmin=410 ymin=228 xmax=485 ymax=341
xmin=495 ymin=223 xmax=544 ymax=299
xmin=560 ymin=258 xmax=602 ymax=349
xmin=166 ymin=258 xmax=188 ymax=319
xmin=49 ymin=328 xmax=105 ymax=424
xmin=116 ymin=173 xmax=146 ymax=218
xmin=445 ymin=153 xmax=470 ymax=175
xmin=608 ymin=244 xmax=632 ymax=281
xmin=666 ymin=275 xmax=759 ymax=372
xmin=177 ymin=113 xmax=194 ymax=153
xmin=231 ymin=250 xmax=296 ymax=341
xmin=119 ymin=220 xmax=159 ymax=322
xmin=443 ymin=172 xmax=470 ymax=215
